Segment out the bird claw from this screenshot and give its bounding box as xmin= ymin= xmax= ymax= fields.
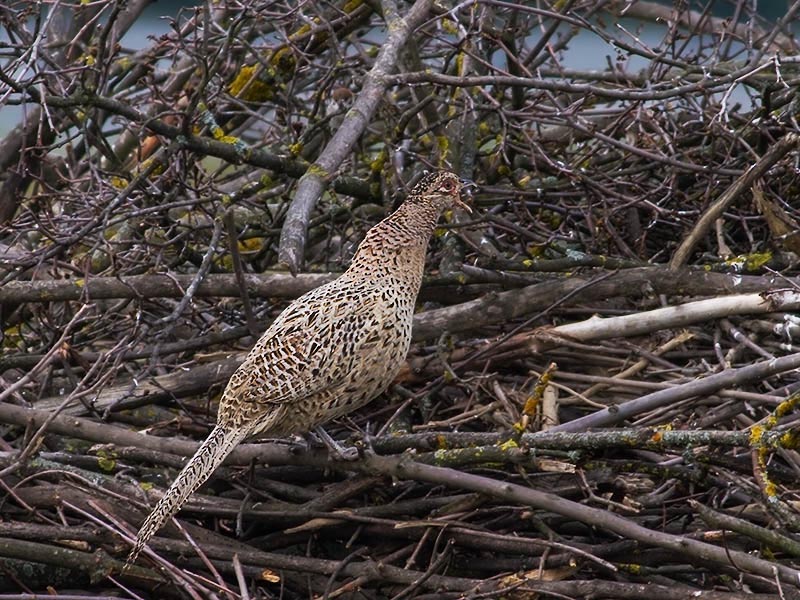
xmin=288 ymin=435 xmax=312 ymax=454
xmin=335 ymin=445 xmax=360 ymax=461
xmin=313 ymin=427 xmax=360 ymax=461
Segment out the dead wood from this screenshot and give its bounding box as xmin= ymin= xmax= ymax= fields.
xmin=2 ymin=1 xmax=800 ymax=598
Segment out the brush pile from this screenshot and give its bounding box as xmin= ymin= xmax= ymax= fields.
xmin=1 ymin=1 xmax=800 ymax=598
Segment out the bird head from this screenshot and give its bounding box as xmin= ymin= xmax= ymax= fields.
xmin=408 ymin=170 xmax=473 ymax=213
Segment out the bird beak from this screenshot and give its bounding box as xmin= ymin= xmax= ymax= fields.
xmin=456 ymin=178 xmax=477 ymax=213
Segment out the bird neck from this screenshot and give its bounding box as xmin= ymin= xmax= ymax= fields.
xmin=345 ymin=199 xmax=443 ymax=283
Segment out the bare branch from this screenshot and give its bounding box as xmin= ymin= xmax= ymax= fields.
xmin=277 ymin=0 xmax=435 ymax=274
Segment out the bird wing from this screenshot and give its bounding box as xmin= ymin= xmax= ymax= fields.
xmin=221 ymin=280 xmax=393 ymax=409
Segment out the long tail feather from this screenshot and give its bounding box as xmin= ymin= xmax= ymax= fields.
xmin=125 ymin=425 xmax=247 ymax=567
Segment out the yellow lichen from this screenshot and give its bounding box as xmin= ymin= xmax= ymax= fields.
xmin=764 ymin=477 xmax=779 ymax=500
xmin=228 ymin=65 xmax=257 ymax=96
xmin=97 ymin=455 xmax=116 ymax=472
xmin=526 ymin=243 xmax=545 ymax=257
xmin=218 ymin=255 xmax=234 ymax=270
xmin=744 ymin=251 xmax=772 ymax=271
xmin=725 ymin=251 xmax=772 ymax=272
xmin=774 ymin=393 xmax=800 ymax=418
xmin=228 ymin=65 xmax=274 ymax=102
xmin=437 ymin=135 xmax=450 ymax=163
xmin=441 ymin=18 xmax=459 ymax=35
xmin=370 ymin=150 xmax=387 ymax=173
xmin=780 ymin=431 xmax=799 ymax=449
xmin=307 ymin=163 xmax=329 ymax=178
xmin=109 ymin=176 xmax=128 ymax=189
xmin=455 ymin=52 xmax=465 ymax=76
xmin=238 ymin=238 xmax=265 ymax=253
xmin=499 ymin=438 xmax=518 ymax=452
xmin=138 ymin=158 xmax=164 ymax=176
xmin=619 ymin=563 xmax=642 ymax=574
xmin=522 ymin=395 xmax=539 ymax=416
xmin=270 ymin=47 xmax=297 ymax=75
xmin=748 ymin=425 xmax=765 ymax=446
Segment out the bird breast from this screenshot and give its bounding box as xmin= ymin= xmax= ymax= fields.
xmin=218 ymin=275 xmax=416 ymax=435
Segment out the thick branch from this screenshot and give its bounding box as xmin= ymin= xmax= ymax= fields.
xmin=405 ymin=287 xmax=800 ymax=381
xmin=550 ymin=352 xmax=800 ymax=433
xmin=6 ymin=86 xmax=378 ymax=203
xmin=0 ymin=272 xmax=335 ymax=304
xmin=277 ymin=0 xmax=435 ymax=274
xmin=411 ymin=267 xmax=794 ymax=342
xmin=360 ymin=452 xmax=800 ymax=587
xmin=2 ymin=266 xmax=781 ymax=307
xmin=0 ymin=397 xmax=790 ymax=468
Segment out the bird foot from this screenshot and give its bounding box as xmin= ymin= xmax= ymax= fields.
xmin=313 ymin=427 xmax=360 ymax=461
xmin=360 ymin=422 xmax=376 ymax=454
xmin=287 ymin=435 xmax=312 ymax=454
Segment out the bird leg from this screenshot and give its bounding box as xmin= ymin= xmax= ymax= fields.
xmin=360 ymin=422 xmax=376 ymax=453
xmin=312 ymin=427 xmax=360 ymax=461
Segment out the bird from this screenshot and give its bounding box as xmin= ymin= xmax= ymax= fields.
xmin=125 ymin=170 xmax=470 ymax=566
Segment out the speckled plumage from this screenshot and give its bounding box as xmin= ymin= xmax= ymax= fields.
xmin=126 ymin=171 xmax=467 ymax=566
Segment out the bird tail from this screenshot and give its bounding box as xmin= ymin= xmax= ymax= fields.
xmin=125 ymin=425 xmax=247 ymax=567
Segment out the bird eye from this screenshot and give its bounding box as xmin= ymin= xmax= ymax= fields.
xmin=440 ymin=180 xmax=455 ymax=193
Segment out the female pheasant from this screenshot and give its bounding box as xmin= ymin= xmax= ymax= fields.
xmin=126 ymin=170 xmax=468 ymax=566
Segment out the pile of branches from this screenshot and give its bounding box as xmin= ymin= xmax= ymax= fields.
xmin=2 ymin=0 xmax=800 ymax=597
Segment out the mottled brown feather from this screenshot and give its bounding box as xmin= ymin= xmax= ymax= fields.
xmin=125 ymin=170 xmax=466 ymax=567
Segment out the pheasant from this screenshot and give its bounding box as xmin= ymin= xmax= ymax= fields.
xmin=126 ymin=170 xmax=469 ymax=566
